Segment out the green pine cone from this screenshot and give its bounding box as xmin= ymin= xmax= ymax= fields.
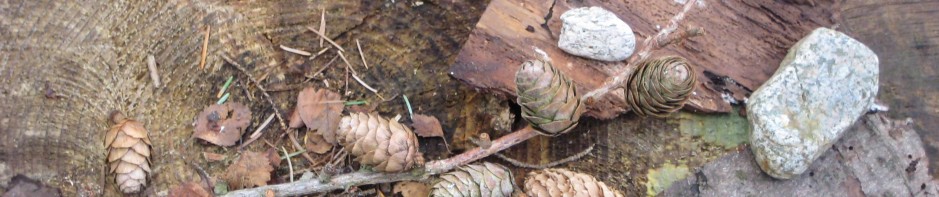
xmin=625 ymin=56 xmax=696 ymax=117
xmin=515 ymin=60 xmax=585 ymax=136
xmin=431 ymin=162 xmax=515 ymax=197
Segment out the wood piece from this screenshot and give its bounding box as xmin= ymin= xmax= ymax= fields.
xmin=449 ymin=0 xmax=838 ymax=119
xmin=664 ymin=114 xmax=938 ymax=196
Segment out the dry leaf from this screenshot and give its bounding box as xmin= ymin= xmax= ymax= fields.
xmin=193 ymin=102 xmax=253 ymax=146
xmin=393 ymin=181 xmax=431 ymax=197
xmin=296 ymin=87 xmax=343 ymax=142
xmin=222 ymin=151 xmax=273 ymax=189
xmin=203 ymin=152 xmax=226 ymax=162
xmin=304 ymin=132 xmax=333 ymax=154
xmin=264 ymin=148 xmax=282 ymax=167
xmin=411 ymin=114 xmax=444 ymax=137
xmin=288 ymin=109 xmax=304 ymax=129
xmin=168 ymin=181 xmax=212 ymax=197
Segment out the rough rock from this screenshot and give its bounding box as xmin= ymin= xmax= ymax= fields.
xmin=747 ymin=27 xmax=879 ymax=179
xmin=558 ymin=7 xmax=636 ymax=62
xmin=664 ymin=114 xmax=937 ymax=196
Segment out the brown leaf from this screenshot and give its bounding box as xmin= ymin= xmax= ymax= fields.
xmin=393 ymin=181 xmax=431 ymax=197
xmin=193 ymin=102 xmax=253 ymax=147
xmin=296 ymin=87 xmax=343 ymax=142
xmin=203 ymin=152 xmax=226 ymax=162
xmin=264 ymin=148 xmax=282 ymax=167
xmin=222 ymin=151 xmax=273 ymax=189
xmin=304 ymin=132 xmax=334 ymax=154
xmin=168 ymin=181 xmax=212 ymax=197
xmin=410 ymin=114 xmax=444 ymax=137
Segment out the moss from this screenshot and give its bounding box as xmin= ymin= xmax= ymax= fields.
xmin=646 ymin=163 xmax=691 ymax=196
xmin=676 ymin=107 xmax=750 ymax=149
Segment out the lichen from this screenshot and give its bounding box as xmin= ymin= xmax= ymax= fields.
xmin=646 ymin=163 xmax=691 ymax=196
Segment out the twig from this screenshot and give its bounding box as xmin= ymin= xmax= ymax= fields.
xmin=581 ymin=0 xmax=699 ymax=101
xmin=221 ymin=126 xmax=539 ymax=196
xmin=189 ymin=163 xmax=217 ymax=197
xmin=656 ymin=27 xmax=704 ymax=48
xmin=220 ymin=55 xmax=286 ymax=130
xmin=282 ymin=146 xmax=295 ymax=182
xmin=307 ymin=26 xmax=344 ymax=52
xmin=355 ymin=39 xmax=369 ymax=69
xmin=280 ymin=45 xmax=313 ymax=56
xmin=199 ymin=26 xmax=211 ymax=70
xmin=146 ymin=55 xmax=161 ymax=88
xmin=239 ymin=113 xmax=277 ymax=150
xmin=494 ymin=143 xmax=594 ymax=169
xmin=319 ymin=8 xmax=326 ymax=47
xmin=287 ymin=128 xmax=317 ymax=163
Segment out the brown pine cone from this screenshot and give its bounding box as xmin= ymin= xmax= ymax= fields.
xmin=524 ymin=168 xmax=624 ymax=197
xmin=431 ymin=162 xmax=515 ymax=197
xmin=334 ymin=112 xmax=422 ymax=172
xmin=515 ymin=60 xmax=585 ymax=136
xmin=625 ymin=56 xmax=696 ymax=117
xmin=104 ymin=111 xmax=152 ymax=194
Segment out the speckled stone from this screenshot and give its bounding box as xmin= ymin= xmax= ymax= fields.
xmin=558 ymin=7 xmax=636 ymax=62
xmin=748 ymin=27 xmax=879 ymax=179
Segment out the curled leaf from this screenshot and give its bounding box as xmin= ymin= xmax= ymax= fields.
xmin=411 ymin=114 xmax=444 ymax=137
xmin=193 ymin=102 xmax=253 ymax=147
xmin=222 ymin=151 xmax=273 ymax=189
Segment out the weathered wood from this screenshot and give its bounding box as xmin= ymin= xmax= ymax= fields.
xmin=664 ymin=113 xmax=938 ymax=196
xmin=450 ymin=0 xmax=838 ymax=119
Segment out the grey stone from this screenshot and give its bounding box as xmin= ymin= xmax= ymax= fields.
xmin=558 ymin=7 xmax=636 ymax=62
xmin=747 ymin=27 xmax=879 ymax=179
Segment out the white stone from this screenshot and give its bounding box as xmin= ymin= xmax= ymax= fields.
xmin=748 ymin=28 xmax=879 ymax=179
xmin=558 ymin=7 xmax=636 ymax=62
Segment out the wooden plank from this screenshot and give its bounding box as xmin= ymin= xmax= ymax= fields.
xmin=450 ymin=0 xmax=838 ymax=119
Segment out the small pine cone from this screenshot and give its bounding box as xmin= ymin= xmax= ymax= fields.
xmin=524 ymin=168 xmax=624 ymax=197
xmin=515 ymin=60 xmax=585 ymax=136
xmin=335 ymin=112 xmax=422 ymax=172
xmin=625 ymin=56 xmax=696 ymax=117
xmin=104 ymin=111 xmax=152 ymax=194
xmin=431 ymin=162 xmax=515 ymax=197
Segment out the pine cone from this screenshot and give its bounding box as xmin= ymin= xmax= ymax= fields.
xmin=104 ymin=111 xmax=152 ymax=194
xmin=524 ymin=168 xmax=624 ymax=197
xmin=334 ymin=112 xmax=422 ymax=172
xmin=625 ymin=56 xmax=696 ymax=117
xmin=431 ymin=162 xmax=515 ymax=197
xmin=515 ymin=60 xmax=585 ymax=136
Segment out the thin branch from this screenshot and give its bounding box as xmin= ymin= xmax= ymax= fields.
xmin=221 ymin=126 xmax=539 ymax=196
xmin=581 ymin=0 xmax=700 ymax=101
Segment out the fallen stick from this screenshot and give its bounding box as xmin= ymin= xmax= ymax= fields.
xmin=221 ymin=126 xmax=537 ymax=196
xmin=581 ymin=0 xmax=699 ymax=101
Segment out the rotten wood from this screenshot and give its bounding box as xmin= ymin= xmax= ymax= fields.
xmin=450 ymin=0 xmax=838 ymax=119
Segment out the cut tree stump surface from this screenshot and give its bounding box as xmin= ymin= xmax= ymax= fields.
xmin=664 ymin=113 xmax=938 ymax=196
xmin=450 ymin=0 xmax=838 ymax=119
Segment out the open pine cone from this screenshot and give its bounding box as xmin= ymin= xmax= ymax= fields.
xmin=625 ymin=56 xmax=696 ymax=117
xmin=104 ymin=111 xmax=152 ymax=194
xmin=515 ymin=59 xmax=585 ymax=136
xmin=431 ymin=162 xmax=515 ymax=197
xmin=334 ymin=112 xmax=422 ymax=172
xmin=524 ymin=168 xmax=624 ymax=197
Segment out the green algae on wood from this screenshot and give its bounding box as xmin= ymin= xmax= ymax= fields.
xmin=646 ymin=163 xmax=691 ymax=196
xmin=676 ymin=107 xmax=750 ymax=149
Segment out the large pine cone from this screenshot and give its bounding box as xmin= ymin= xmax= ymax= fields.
xmin=104 ymin=112 xmax=152 ymax=194
xmin=625 ymin=56 xmax=696 ymax=117
xmin=515 ymin=60 xmax=585 ymax=136
xmin=334 ymin=112 xmax=422 ymax=172
xmin=524 ymin=168 xmax=624 ymax=197
xmin=431 ymin=162 xmax=515 ymax=197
